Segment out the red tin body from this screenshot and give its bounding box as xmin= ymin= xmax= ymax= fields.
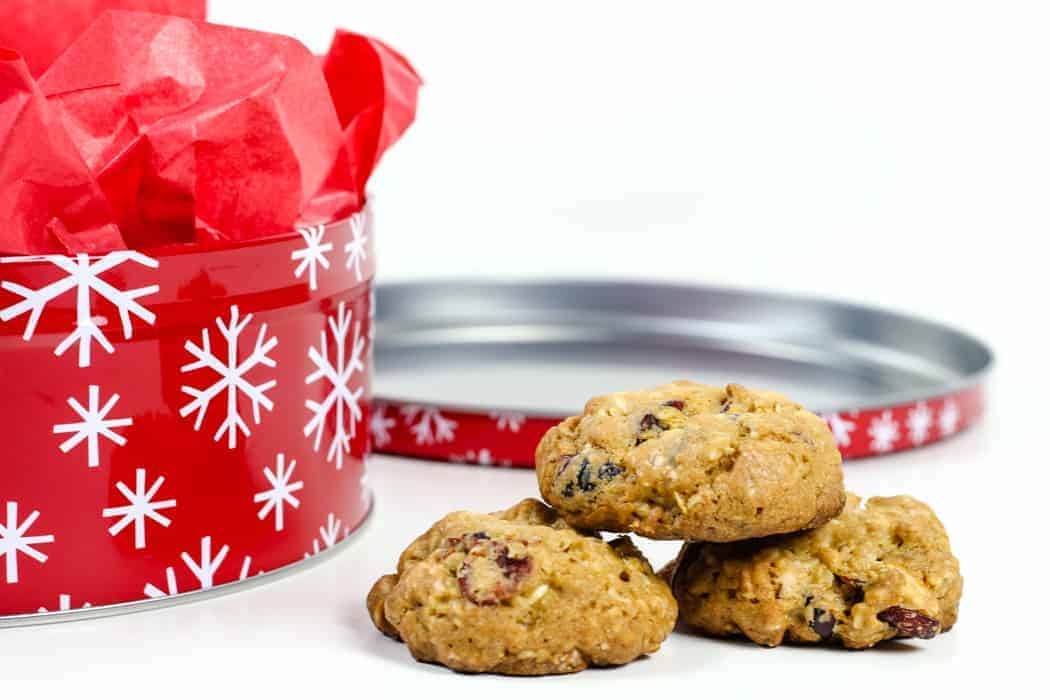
xmin=0 ymin=207 xmax=374 ymax=618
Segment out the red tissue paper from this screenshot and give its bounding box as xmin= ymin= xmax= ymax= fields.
xmin=0 ymin=1 xmax=206 ymax=77
xmin=0 ymin=10 xmax=421 ymax=254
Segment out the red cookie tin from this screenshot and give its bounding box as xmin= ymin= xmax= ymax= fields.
xmin=0 ymin=205 xmax=375 ymax=623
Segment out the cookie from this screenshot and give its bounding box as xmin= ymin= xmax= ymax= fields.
xmin=367 ymin=498 xmax=677 ymax=675
xmin=665 ymin=493 xmax=962 ymax=649
xmin=535 ymin=381 xmax=845 ymax=541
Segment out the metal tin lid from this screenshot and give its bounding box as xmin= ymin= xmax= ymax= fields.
xmin=371 ymin=280 xmax=991 ymax=466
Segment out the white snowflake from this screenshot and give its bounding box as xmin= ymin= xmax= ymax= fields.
xmin=906 ymin=402 xmax=934 ymax=445
xmin=143 ymin=566 xmax=179 ymax=599
xmin=939 ymin=399 xmax=960 ymax=436
xmin=0 ymin=251 xmax=158 ymax=367
xmin=52 ymin=385 xmax=132 ymax=468
xmin=400 ymin=405 xmax=457 ymax=445
xmin=304 ymin=301 xmax=365 ymax=469
xmin=489 ymin=411 xmax=526 ymax=433
xmin=369 ymin=403 xmax=396 ymax=448
xmin=253 ymin=454 xmax=303 ymax=532
xmin=179 ymin=305 xmax=278 ymax=449
xmin=180 ymin=536 xmax=230 ymax=590
xmin=290 ymin=224 xmax=332 ymax=291
xmin=823 ymin=411 xmax=857 ymax=448
xmin=867 ymin=410 xmax=900 ymax=453
xmin=38 ymin=594 xmax=91 ymax=613
xmin=367 ymin=288 xmax=376 ymax=350
xmin=344 ymin=212 xmax=369 ymax=282
xmin=318 ymin=512 xmax=342 ymax=548
xmin=239 ymin=556 xmax=255 ymax=580
xmin=0 ymin=501 xmax=54 ymax=584
xmin=451 ymin=449 xmax=514 ymax=468
xmin=304 ymin=513 xmax=342 ymax=558
xmin=102 ymin=468 xmax=176 ymax=549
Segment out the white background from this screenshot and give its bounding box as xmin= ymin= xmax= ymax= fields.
xmin=5 ymin=0 xmax=1048 ymax=695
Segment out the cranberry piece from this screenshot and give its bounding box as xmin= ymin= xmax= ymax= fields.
xmin=877 ymin=606 xmax=940 ymax=639
xmin=639 ymin=413 xmax=659 ymax=431
xmin=575 ymin=458 xmax=596 ymax=493
xmin=496 ymin=549 xmax=533 ymax=582
xmin=455 ymin=537 xmax=533 ymax=606
xmin=662 ymin=400 xmax=685 ymax=410
xmin=809 ymin=608 xmax=836 ymax=640
xmin=562 ymin=457 xmax=598 ymax=497
xmin=835 ymin=575 xmax=865 ymax=605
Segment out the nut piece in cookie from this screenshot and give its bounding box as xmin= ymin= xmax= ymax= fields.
xmin=365 ymin=498 xmax=677 ymax=675
xmin=535 ymin=381 xmax=845 ymax=541
xmin=665 ymin=492 xmax=962 ymax=649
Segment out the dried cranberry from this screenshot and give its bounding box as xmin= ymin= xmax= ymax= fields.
xmin=555 ymin=454 xmax=575 ymax=478
xmin=663 ymin=400 xmax=685 ymax=410
xmin=456 ymin=538 xmax=533 ymax=606
xmin=809 ymin=608 xmax=836 ymax=640
xmin=639 ymin=413 xmax=659 ymax=431
xmin=575 ymin=458 xmax=596 ymax=493
xmin=877 ymin=606 xmax=940 ymax=639
xmin=496 ymin=549 xmax=533 ymax=582
xmin=835 ymin=575 xmax=865 ymax=605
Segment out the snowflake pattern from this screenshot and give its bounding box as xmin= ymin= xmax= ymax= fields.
xmin=867 ymin=410 xmax=900 ymax=453
xmin=907 ymin=401 xmax=934 ymax=445
xmin=102 ymin=468 xmax=176 ymax=549
xmin=400 ymin=405 xmax=458 ymax=446
xmin=53 ymin=385 xmax=132 ymax=468
xmin=0 ymin=502 xmax=55 ymax=584
xmin=344 ymin=212 xmax=369 ymax=282
xmin=303 ymin=513 xmax=343 ymax=558
xmin=369 ymin=403 xmax=396 ymax=448
xmin=304 ymin=301 xmax=365 ymax=469
xmin=489 ymin=411 xmax=526 ymax=433
xmin=38 ymin=594 xmax=91 ymax=613
xmin=0 ymin=251 xmax=158 ymax=367
xmin=143 ymin=566 xmax=179 ymax=599
xmin=238 ymin=556 xmax=255 ymax=580
xmin=179 ymin=305 xmax=278 ymax=449
xmin=449 ymin=449 xmax=513 ymax=467
xmin=180 ymin=536 xmax=231 ymax=590
xmin=939 ymin=399 xmax=960 ymax=436
xmin=823 ymin=411 xmax=857 ymax=448
xmin=254 ymin=454 xmax=303 ymax=532
xmin=290 ymin=224 xmax=332 ymax=291
xmin=367 ymin=288 xmax=376 ymax=351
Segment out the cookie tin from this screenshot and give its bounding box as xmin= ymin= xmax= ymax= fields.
xmin=370 ymin=280 xmax=991 ymax=467
xmin=0 ymin=204 xmax=375 ymax=624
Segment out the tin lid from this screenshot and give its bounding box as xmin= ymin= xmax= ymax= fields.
xmin=371 ymin=280 xmax=991 ymax=466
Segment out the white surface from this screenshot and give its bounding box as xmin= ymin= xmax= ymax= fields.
xmin=6 ymin=0 xmax=1048 ymax=694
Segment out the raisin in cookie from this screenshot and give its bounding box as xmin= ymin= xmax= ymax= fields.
xmin=664 ymin=492 xmax=962 ymax=649
xmin=535 ymin=381 xmax=845 ymax=541
xmin=367 ymin=498 xmax=677 ymax=675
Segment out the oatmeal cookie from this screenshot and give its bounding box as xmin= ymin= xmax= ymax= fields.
xmin=665 ymin=493 xmax=962 ymax=649
xmin=535 ymin=381 xmax=845 ymax=541
xmin=367 ymin=498 xmax=677 ymax=675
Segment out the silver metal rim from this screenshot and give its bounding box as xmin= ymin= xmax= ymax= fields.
xmin=373 ymin=279 xmax=994 ymax=415
xmin=0 ymin=491 xmax=374 ymax=628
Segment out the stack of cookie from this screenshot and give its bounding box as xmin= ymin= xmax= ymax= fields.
xmin=367 ymin=381 xmax=962 ymax=675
